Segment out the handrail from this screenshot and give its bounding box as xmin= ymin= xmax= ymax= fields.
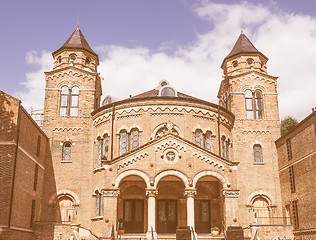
xmin=190 ymin=226 xmax=196 ymax=240
xmin=74 ymin=225 xmax=101 ymax=240
xmin=151 ymin=226 xmax=154 ymax=240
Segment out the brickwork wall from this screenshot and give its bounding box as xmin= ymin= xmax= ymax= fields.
xmin=276 ymin=112 xmax=316 ymax=238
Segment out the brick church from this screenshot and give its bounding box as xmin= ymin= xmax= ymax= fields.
xmin=0 ymin=27 xmax=296 ymax=239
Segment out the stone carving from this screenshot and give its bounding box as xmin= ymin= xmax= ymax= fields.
xmin=102 ymin=189 xmax=120 ymax=197
xmin=146 ymin=189 xmax=158 ymax=197
xmin=222 ymin=190 xmax=240 ymax=198
xmin=184 ymin=189 xmax=197 ymax=197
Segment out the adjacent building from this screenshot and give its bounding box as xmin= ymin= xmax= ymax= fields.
xmin=276 ymin=110 xmax=316 ymax=240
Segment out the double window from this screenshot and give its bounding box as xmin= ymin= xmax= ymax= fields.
xmin=119 ymin=129 xmax=139 ymax=156
xmin=194 ymin=130 xmax=212 ymax=152
xmin=245 ymin=90 xmax=263 ymax=119
xmin=60 ymin=86 xmax=79 ymax=116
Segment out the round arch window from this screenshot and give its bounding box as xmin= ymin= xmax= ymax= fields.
xmin=69 ymin=54 xmax=76 ymax=61
xmin=232 ymin=61 xmax=238 ymax=67
xmin=161 ymin=87 xmax=176 ymax=97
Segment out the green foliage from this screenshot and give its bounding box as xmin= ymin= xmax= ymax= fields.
xmin=281 ymin=116 xmax=299 ymax=136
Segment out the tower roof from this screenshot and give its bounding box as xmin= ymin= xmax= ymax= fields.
xmin=53 ymin=26 xmax=97 ymax=56
xmin=222 ymin=32 xmax=268 ymax=65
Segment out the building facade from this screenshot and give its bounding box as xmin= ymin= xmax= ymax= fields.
xmin=276 ymin=110 xmax=316 ymax=239
xmin=0 ymin=91 xmax=49 ymax=240
xmin=0 ymin=27 xmax=295 ymax=240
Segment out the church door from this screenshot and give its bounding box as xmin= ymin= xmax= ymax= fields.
xmin=123 ymin=199 xmax=144 ymax=233
xmin=157 ymin=200 xmax=177 ymax=233
xmin=195 ymin=200 xmax=211 ymax=233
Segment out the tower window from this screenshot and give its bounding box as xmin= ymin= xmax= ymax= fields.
xmin=69 ymin=54 xmax=76 ymax=61
xmin=245 ymin=90 xmax=263 ymax=119
xmin=247 ymin=58 xmax=254 ymax=65
xmin=232 ymin=61 xmax=238 ymax=67
xmin=57 ymin=56 xmax=62 ymax=63
xmin=253 ymin=144 xmax=263 ymax=163
xmin=59 ymin=86 xmax=79 ymax=117
xmin=62 ymin=142 xmax=72 ymax=162
xmin=161 ymin=87 xmax=176 ymax=97
xmin=85 ymin=57 xmax=91 ymax=65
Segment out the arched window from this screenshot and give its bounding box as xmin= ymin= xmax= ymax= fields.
xmin=204 ymin=131 xmax=212 ymax=152
xmin=94 ymin=191 xmax=103 ymax=217
xmin=97 ymin=137 xmax=102 ymax=167
xmin=56 ymin=197 xmax=74 ymax=223
xmin=161 ymin=87 xmax=176 ymax=97
xmin=59 ymin=86 xmax=79 ymax=117
xmin=103 ymin=134 xmax=109 ymax=161
xmin=253 ymin=144 xmax=263 ymax=163
xmin=154 ymin=123 xmax=179 ymax=138
xmin=130 ymin=128 xmax=139 ymax=151
xmin=221 ymin=136 xmax=226 ymax=159
xmin=195 ymin=129 xmax=203 ymax=147
xmin=62 ymin=142 xmax=72 ymax=162
xmin=120 ymin=130 xmax=129 ymax=156
xmin=245 ymin=89 xmax=264 ymax=119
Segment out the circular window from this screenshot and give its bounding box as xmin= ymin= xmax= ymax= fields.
xmin=232 ymin=61 xmax=238 ymax=67
xmin=166 ymin=151 xmax=176 ymax=161
xmin=247 ymin=58 xmax=254 ymax=65
xmin=70 ymin=55 xmax=76 ymax=61
xmin=161 ymin=87 xmax=176 ymax=97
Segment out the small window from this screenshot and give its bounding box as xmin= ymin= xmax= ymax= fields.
xmin=253 ymin=144 xmax=263 ymax=163
xmin=161 ymin=87 xmax=176 ymax=97
xmin=119 ymin=130 xmax=129 ymax=156
xmin=85 ymin=57 xmax=91 ymax=65
xmin=62 ymin=142 xmax=72 ymax=162
xmin=130 ymin=128 xmax=139 ymax=150
xmin=226 ymin=139 xmax=230 ymax=160
xmin=204 ymin=131 xmax=212 ymax=152
xmin=57 ymin=56 xmax=62 ymax=63
xmin=103 ymin=135 xmax=109 ymax=161
xmin=69 ymin=54 xmax=76 ymax=61
xmin=60 ymin=86 xmax=79 ymax=117
xmin=221 ymin=136 xmax=226 ymax=158
xmin=33 ymin=164 xmax=38 ymax=190
xmin=291 ymin=200 xmax=299 ymax=229
xmin=286 ymin=139 xmax=292 ymax=160
xmin=232 ymin=61 xmax=238 ymax=67
xmin=97 ymin=138 xmax=102 ymax=167
xmin=289 ymin=166 xmax=295 ymax=193
xmin=30 ymin=200 xmax=36 ymax=227
xmin=36 ymin=135 xmax=41 ymax=156
xmin=247 ymin=58 xmax=254 ymax=65
xmin=95 ymin=192 xmax=103 ymax=217
xmin=195 ymin=129 xmax=203 ymax=147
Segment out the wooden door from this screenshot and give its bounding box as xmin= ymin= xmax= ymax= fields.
xmin=123 ymin=199 xmax=144 ymax=233
xmin=157 ymin=200 xmax=177 ymax=233
xmin=195 ymin=200 xmax=211 ymax=233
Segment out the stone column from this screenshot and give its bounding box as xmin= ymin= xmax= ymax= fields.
xmin=184 ymin=189 xmax=197 ymax=231
xmin=146 ymin=189 xmax=158 ymax=240
xmin=222 ymin=190 xmax=240 ymax=227
xmin=102 ymin=189 xmax=120 ymax=238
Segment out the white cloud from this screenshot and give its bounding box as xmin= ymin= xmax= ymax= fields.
xmin=15 ymin=51 xmax=53 ymax=110
xmin=18 ymin=1 xmax=316 ymax=121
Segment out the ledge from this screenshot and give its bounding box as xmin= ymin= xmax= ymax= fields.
xmin=254 ymin=162 xmax=264 ymax=165
xmin=91 ymin=216 xmax=103 ymax=221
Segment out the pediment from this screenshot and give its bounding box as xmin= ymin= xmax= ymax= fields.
xmin=109 ymin=134 xmax=238 ymax=171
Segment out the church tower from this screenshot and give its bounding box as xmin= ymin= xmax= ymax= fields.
xmin=218 ymin=32 xmax=283 ymax=225
xmin=42 ymin=27 xmax=101 ymax=226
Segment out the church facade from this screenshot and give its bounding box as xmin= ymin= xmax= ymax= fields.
xmin=4 ymin=27 xmax=295 ymax=239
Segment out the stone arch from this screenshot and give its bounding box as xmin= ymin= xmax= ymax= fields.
xmin=192 ymin=170 xmax=230 ymax=189
xmin=247 ymin=190 xmax=274 ymax=206
xmin=49 ymin=189 xmax=80 ymax=206
xmin=151 ymin=122 xmax=183 ymax=139
xmin=154 ymin=169 xmax=189 ymax=188
xmin=112 ymin=169 xmax=151 ymax=188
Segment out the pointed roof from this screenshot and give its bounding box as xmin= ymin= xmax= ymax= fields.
xmin=53 ymin=26 xmax=97 ymax=56
xmin=222 ymin=32 xmax=267 ymax=65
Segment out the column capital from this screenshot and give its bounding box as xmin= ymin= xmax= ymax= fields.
xmin=222 ymin=190 xmax=240 ymax=198
xmin=184 ymin=189 xmax=197 ymax=197
xmin=102 ymin=189 xmax=120 ymax=197
xmin=146 ymin=189 xmax=158 ymax=197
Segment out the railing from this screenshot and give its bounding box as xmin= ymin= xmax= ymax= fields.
xmin=254 ymin=217 xmax=291 ymax=225
xmin=221 ymin=221 xmax=227 ymax=239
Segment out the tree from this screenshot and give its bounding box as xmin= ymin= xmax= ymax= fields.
xmin=281 ymin=116 xmax=299 ymax=136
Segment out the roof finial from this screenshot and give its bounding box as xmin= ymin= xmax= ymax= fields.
xmin=77 ymin=16 xmax=80 ymax=29
xmin=240 ymin=17 xmax=244 ymax=34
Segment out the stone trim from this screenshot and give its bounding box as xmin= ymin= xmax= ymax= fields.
xmin=222 ymin=190 xmax=240 ymax=198
xmin=49 ymin=189 xmax=80 ymax=205
xmin=155 ymin=140 xmax=186 ymax=152
xmin=184 ymin=189 xmax=197 ymax=197
xmin=153 ymin=169 xmax=189 ymax=188
xmin=117 ymin=152 xmax=149 ymax=170
xmin=146 ymin=189 xmax=158 ymax=197
xmin=193 ymin=152 xmax=225 ymax=170
xmin=102 ymin=189 xmax=120 ymax=197
xmin=53 ymin=127 xmax=83 ymax=132
xmin=192 ymin=170 xmax=230 ymax=189
xmin=112 ymin=169 xmax=151 ymax=188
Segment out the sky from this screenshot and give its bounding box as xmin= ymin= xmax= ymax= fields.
xmin=1 ymin=0 xmax=316 ymax=121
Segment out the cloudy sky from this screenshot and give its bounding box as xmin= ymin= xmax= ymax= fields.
xmin=1 ymin=0 xmax=316 ymax=121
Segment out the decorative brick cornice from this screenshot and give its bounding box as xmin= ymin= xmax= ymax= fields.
xmin=53 ymin=127 xmax=83 ymax=132
xmin=151 ymin=113 xmax=184 ymax=117
xmin=193 ymin=152 xmax=225 ymax=170
xmin=155 ymin=140 xmax=186 ymax=152
xmin=117 ymin=114 xmax=142 ymax=120
xmin=242 ymin=130 xmax=271 ymax=134
xmin=117 ymin=152 xmax=149 ymax=170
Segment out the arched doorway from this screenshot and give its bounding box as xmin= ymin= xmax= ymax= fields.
xmin=55 ymin=197 xmax=75 ymax=223
xmin=118 ymin=175 xmax=147 ymax=233
xmin=194 ymin=176 xmax=223 ymax=233
xmin=156 ymin=175 xmax=186 ymax=233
